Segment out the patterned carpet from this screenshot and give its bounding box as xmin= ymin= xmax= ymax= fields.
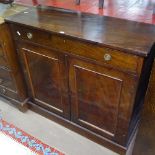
xmin=0 ymin=117 xmax=64 ymax=155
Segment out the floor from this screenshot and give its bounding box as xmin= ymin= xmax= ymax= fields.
xmin=0 ymin=97 xmax=118 ymax=155
xmin=0 ymin=132 xmax=37 ymax=155
xmin=14 ymin=0 xmax=155 ymax=24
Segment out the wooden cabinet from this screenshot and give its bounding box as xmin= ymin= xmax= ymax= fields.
xmin=69 ymin=57 xmax=138 ymax=143
xmin=13 ymin=27 xmax=142 ymax=146
xmin=13 ymin=25 xmax=141 ymax=144
xmin=18 ymin=43 xmax=70 ymax=118
xmin=7 ymin=23 xmax=147 ymax=154
xmin=0 ymin=23 xmax=27 ymax=109
xmin=5 ymin=6 xmax=155 ymax=155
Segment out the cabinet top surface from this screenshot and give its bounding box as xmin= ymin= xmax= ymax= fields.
xmin=5 ymin=6 xmax=155 ymax=57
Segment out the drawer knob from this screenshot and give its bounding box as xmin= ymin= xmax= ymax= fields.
xmin=2 ymin=88 xmax=6 ymax=94
xmin=27 ymin=33 xmax=33 ymax=39
xmin=0 ymin=79 xmax=3 ymax=84
xmin=104 ymin=53 xmax=112 ymax=61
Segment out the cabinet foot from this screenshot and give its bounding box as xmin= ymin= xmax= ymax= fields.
xmin=18 ymin=98 xmax=29 ymax=112
xmin=76 ymin=0 xmax=80 ymax=5
xmin=99 ymin=0 xmax=104 ymax=9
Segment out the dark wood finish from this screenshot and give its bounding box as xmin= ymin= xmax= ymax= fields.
xmin=69 ymin=57 xmax=139 ymax=145
xmin=10 ymin=24 xmax=143 ymax=75
xmin=0 ymin=23 xmax=28 ymax=110
xmin=5 ymin=6 xmax=155 ymax=57
xmin=5 ymin=6 xmax=155 ymax=155
xmin=17 ymin=43 xmax=70 ymax=118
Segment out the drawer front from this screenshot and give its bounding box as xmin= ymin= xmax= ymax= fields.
xmin=0 ymin=85 xmax=18 ymax=100
xmin=11 ymin=24 xmax=143 ymax=74
xmin=11 ymin=24 xmax=53 ymax=47
xmin=62 ymin=38 xmax=142 ymax=74
xmin=0 ymin=67 xmax=16 ymax=91
xmin=0 ymin=44 xmax=8 ymax=67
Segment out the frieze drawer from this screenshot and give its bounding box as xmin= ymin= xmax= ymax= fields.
xmin=11 ymin=24 xmax=143 ymax=75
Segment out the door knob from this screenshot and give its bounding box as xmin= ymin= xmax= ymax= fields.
xmin=27 ymin=33 xmax=33 ymax=39
xmin=104 ymin=53 xmax=112 ymax=61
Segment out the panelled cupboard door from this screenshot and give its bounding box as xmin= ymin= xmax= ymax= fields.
xmin=19 ymin=43 xmax=70 ymax=119
xmin=69 ymin=57 xmax=138 ymax=144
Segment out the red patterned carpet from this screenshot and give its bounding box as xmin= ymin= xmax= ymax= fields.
xmin=0 ymin=118 xmax=64 ymax=155
xmin=14 ymin=0 xmax=155 ymax=24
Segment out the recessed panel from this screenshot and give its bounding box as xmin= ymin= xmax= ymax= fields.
xmin=74 ymin=66 xmax=122 ymax=135
xmin=25 ymin=51 xmax=63 ymax=113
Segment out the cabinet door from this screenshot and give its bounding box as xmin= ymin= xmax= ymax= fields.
xmin=19 ymin=43 xmax=70 ymax=118
xmin=69 ymin=57 xmax=138 ymax=144
xmin=0 ymin=24 xmax=27 ymax=103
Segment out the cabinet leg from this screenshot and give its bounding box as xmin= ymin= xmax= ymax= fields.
xmin=153 ymin=3 xmax=155 ymax=14
xmin=18 ymin=98 xmax=29 ymax=112
xmin=76 ymin=0 xmax=80 ymax=5
xmin=99 ymin=0 xmax=104 ymax=9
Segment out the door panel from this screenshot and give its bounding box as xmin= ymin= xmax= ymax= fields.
xmin=19 ymin=44 xmax=70 ymax=118
xmin=74 ymin=66 xmax=122 ymax=136
xmin=69 ymin=58 xmax=138 ymax=142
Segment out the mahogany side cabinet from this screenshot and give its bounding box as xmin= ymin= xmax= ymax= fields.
xmin=0 ymin=22 xmax=27 ymax=109
xmin=2 ymin=6 xmax=155 ymax=155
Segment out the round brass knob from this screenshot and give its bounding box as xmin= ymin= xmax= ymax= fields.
xmin=0 ymin=79 xmax=3 ymax=84
xmin=104 ymin=53 xmax=112 ymax=61
xmin=27 ymin=33 xmax=33 ymax=39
